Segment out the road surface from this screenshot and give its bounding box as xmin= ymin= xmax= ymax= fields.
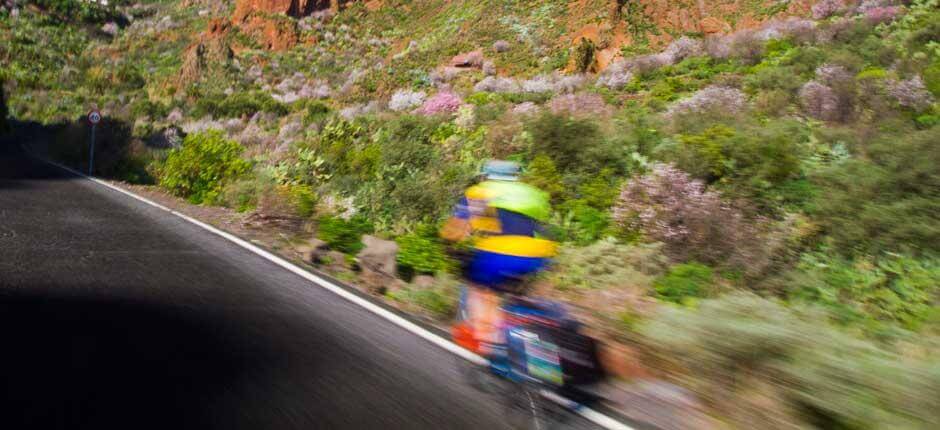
xmin=0 ymin=141 xmax=602 ymax=429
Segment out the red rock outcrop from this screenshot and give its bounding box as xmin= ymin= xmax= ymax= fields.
xmin=178 ymin=18 xmax=234 ymax=88
xmin=232 ymin=0 xmax=353 ymax=22
xmin=230 ymin=0 xmax=357 ymax=51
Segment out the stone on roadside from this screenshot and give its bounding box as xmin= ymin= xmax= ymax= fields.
xmin=356 ymin=235 xmax=398 ymax=293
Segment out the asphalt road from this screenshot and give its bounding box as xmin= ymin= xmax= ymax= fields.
xmin=0 ymin=141 xmax=601 ymax=430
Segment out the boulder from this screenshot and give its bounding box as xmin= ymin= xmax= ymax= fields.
xmin=356 ymin=235 xmax=398 ymax=292
xmin=298 ymin=238 xmax=330 ymax=264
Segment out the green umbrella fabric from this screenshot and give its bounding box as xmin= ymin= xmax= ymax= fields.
xmin=479 ymin=180 xmax=551 ymax=221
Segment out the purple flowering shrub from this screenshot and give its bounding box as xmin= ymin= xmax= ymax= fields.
xmin=864 ymin=6 xmax=901 ymax=24
xmin=799 ymin=65 xmax=857 ymax=121
xmin=473 ymin=76 xmax=520 ymax=93
xmin=389 ymin=89 xmax=426 ymax=111
xmin=414 ymin=91 xmax=463 ymax=115
xmin=665 ymin=86 xmax=747 ymax=120
xmin=812 ymin=0 xmax=844 ymax=20
xmin=799 ymin=81 xmax=841 ymax=121
xmin=613 ymin=164 xmax=764 ymax=265
xmin=663 ymin=36 xmax=704 ymax=63
xmin=548 ymin=93 xmax=612 ymax=117
xmin=596 ymin=60 xmax=635 ymax=89
xmin=886 ymin=76 xmax=935 ymax=111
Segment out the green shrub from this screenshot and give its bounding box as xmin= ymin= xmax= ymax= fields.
xmin=31 ymin=0 xmax=120 ymax=23
xmin=522 ymin=155 xmax=567 ymax=203
xmin=396 ymin=225 xmax=455 ymax=276
xmin=391 ymin=273 xmax=461 ymax=319
xmin=552 ymin=201 xmax=612 ymax=245
xmin=290 ymin=185 xmax=317 ymax=218
xmin=789 ymin=252 xmax=940 ymax=333
xmin=526 ymin=112 xmax=615 ymax=173
xmin=546 ymin=239 xmax=668 ymax=291
xmin=159 ymin=130 xmax=251 ymax=204
xmin=923 ymin=60 xmax=940 ymax=97
xmin=811 ymin=125 xmax=940 ymax=254
xmin=641 ymin=293 xmax=940 ymax=429
xmin=653 ymin=262 xmax=715 ymax=303
xmin=303 ymin=100 xmax=332 ymax=125
xmin=656 ymin=120 xmax=808 ymax=211
xmin=573 ymin=37 xmax=596 ymax=73
xmin=744 ymin=66 xmax=803 ymax=94
xmin=316 ymin=215 xmax=373 ymax=254
xmin=194 ymin=91 xmax=287 ymax=119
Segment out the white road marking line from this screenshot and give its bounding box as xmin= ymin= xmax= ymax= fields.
xmin=36 ymin=155 xmax=634 ymax=430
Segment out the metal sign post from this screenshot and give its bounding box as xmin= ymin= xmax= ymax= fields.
xmin=88 ymin=110 xmax=101 ymax=175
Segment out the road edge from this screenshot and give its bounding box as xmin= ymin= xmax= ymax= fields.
xmin=27 ymin=150 xmax=635 ymax=430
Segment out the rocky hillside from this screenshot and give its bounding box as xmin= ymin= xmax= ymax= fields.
xmin=3 ymin=1 xmax=940 ymax=428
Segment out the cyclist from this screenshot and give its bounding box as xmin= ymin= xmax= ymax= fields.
xmin=442 ymin=160 xmax=556 ymax=371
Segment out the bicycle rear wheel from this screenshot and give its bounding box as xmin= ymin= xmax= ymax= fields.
xmin=503 ymin=383 xmax=553 ymax=430
xmin=455 ymin=355 xmax=509 ymax=396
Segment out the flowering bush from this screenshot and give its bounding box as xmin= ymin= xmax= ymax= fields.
xmin=613 ymin=164 xmax=761 ymax=264
xmin=662 ymin=36 xmax=704 ymax=62
xmin=339 ymin=101 xmax=382 ymax=119
xmin=414 ymin=91 xmax=462 ymax=115
xmin=596 ymin=60 xmax=634 ymax=89
xmin=492 ymin=39 xmax=511 ymax=53
xmin=626 ymin=52 xmax=675 ymax=75
xmin=512 ymin=101 xmax=540 ymax=116
xmin=755 ymin=18 xmax=818 ymax=43
xmin=799 ymin=81 xmax=841 ymax=121
xmin=664 ymin=86 xmax=747 ymax=120
xmin=553 ymin=74 xmax=586 ymax=93
xmin=482 ymin=60 xmax=496 ymax=76
xmin=855 ymin=0 xmax=892 ymax=13
xmin=812 ymin=0 xmax=844 ymax=20
xmin=886 ymin=75 xmax=935 ymax=111
xmin=548 ymin=93 xmax=612 ymax=117
xmin=800 ymin=64 xmax=857 ymax=121
xmin=521 ymin=75 xmax=554 ymax=93
xmin=389 ymin=89 xmax=427 ymax=111
xmin=815 ymin=64 xmax=853 ymax=87
xmin=864 ymin=6 xmax=901 ymax=24
xmin=473 ymin=76 xmax=520 ymax=93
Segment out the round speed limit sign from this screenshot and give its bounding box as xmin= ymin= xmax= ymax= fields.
xmin=88 ymin=110 xmax=101 ymax=125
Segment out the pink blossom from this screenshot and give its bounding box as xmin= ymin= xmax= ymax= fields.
xmin=414 ymin=91 xmax=463 ymax=115
xmin=864 ymin=6 xmax=901 ymax=24
xmin=886 ymin=76 xmax=935 ymax=112
xmin=799 ymin=81 xmax=841 ymax=121
xmin=613 ymin=164 xmax=760 ymax=264
xmin=665 ymin=86 xmax=747 ymax=119
xmin=812 ymin=0 xmax=844 ymax=20
xmin=815 ymin=64 xmax=853 ymax=87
